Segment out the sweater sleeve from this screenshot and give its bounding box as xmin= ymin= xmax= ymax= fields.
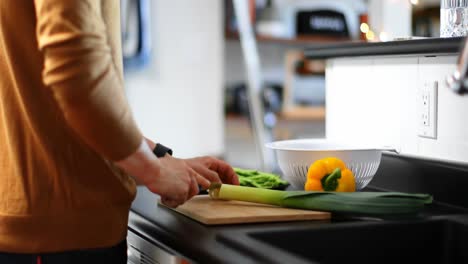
xmin=33 ymin=0 xmax=143 ymax=161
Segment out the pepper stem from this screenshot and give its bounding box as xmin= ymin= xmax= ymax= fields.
xmin=321 ymin=168 xmax=342 ymax=191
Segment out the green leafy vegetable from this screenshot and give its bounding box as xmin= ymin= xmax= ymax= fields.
xmin=234 ymin=167 xmax=289 ymax=189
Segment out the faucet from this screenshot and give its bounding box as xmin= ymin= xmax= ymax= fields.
xmin=446 ymin=36 xmax=468 ymax=95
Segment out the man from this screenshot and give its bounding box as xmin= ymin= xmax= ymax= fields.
xmin=0 ymin=1 xmax=239 ymax=263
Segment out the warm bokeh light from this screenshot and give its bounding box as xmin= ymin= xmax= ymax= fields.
xmin=379 ymin=31 xmax=390 ymax=42
xmin=410 ymin=0 xmax=419 ymax=5
xmin=360 ymin=23 xmax=370 ymax=34
xmin=366 ymin=30 xmax=375 ymax=41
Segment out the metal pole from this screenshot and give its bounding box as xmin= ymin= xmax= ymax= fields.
xmin=232 ymin=0 xmax=274 ymax=171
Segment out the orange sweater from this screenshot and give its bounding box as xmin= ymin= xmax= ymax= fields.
xmin=0 ymin=0 xmax=143 ymax=253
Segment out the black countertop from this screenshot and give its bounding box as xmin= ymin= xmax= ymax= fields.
xmin=128 ymin=189 xmax=467 ymax=264
xmin=304 ymin=37 xmax=465 ymax=59
xmin=128 ymin=154 xmax=468 ymax=264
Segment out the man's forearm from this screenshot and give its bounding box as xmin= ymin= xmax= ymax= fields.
xmin=116 ymin=138 xmax=161 ymax=186
xmin=130 ymin=137 xmax=158 ymax=185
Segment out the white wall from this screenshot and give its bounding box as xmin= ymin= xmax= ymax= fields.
xmin=326 ymin=55 xmax=468 ymax=164
xmin=123 ymin=0 xmax=224 ymax=158
xmin=225 ymin=40 xmax=287 ymax=86
xmin=368 ymin=0 xmax=412 ymax=40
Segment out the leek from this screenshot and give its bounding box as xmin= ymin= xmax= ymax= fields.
xmin=209 ymin=183 xmax=433 ymax=215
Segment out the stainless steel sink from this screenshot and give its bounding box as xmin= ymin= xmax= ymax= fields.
xmin=218 ymin=216 xmax=468 ymax=264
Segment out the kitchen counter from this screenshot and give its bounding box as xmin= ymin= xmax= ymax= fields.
xmin=304 ymin=37 xmax=464 ymax=59
xmin=127 ymin=155 xmax=468 ymax=264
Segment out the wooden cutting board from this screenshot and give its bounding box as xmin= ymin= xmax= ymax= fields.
xmin=160 ymin=195 xmax=331 ymax=225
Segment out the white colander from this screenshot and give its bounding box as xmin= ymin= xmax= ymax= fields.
xmin=266 ymin=139 xmax=395 ymax=190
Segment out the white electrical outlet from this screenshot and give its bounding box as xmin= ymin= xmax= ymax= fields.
xmin=418 ymin=81 xmax=438 ymax=139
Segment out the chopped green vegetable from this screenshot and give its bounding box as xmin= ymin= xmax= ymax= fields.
xmin=234 ymin=167 xmax=289 ymax=189
xmin=209 ymin=183 xmax=433 ymax=216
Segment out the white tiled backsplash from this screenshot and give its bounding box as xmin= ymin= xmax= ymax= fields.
xmin=326 ymin=54 xmax=468 ymax=164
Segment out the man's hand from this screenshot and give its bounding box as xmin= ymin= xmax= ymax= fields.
xmin=115 ymin=139 xmax=207 ymax=208
xmin=185 ymin=156 xmax=239 ymax=187
xmin=144 ymin=137 xmax=239 ymax=186
xmin=145 ymin=155 xmax=211 ymax=208
xmin=117 ymin=138 xmax=239 ymax=208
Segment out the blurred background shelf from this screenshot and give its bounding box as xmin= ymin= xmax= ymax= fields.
xmin=225 ymin=32 xmax=351 ymax=46
xmin=279 ymin=106 xmax=325 ymax=121
xmin=226 ymin=105 xmax=325 ymax=122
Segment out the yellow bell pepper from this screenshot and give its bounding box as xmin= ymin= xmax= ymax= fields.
xmin=305 ymin=157 xmax=356 ymax=192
